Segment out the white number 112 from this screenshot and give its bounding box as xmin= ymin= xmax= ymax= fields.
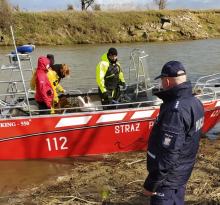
xmin=46 ymin=137 xmax=68 ymax=151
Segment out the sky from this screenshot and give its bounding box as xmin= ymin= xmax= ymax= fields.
xmin=8 ymin=0 xmax=220 ymax=11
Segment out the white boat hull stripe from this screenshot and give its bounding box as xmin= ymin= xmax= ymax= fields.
xmin=55 ymin=110 xmax=156 ymax=128
xmin=97 ymin=113 xmax=127 ymax=123
xmin=131 ymin=110 xmax=155 ymax=119
xmin=215 ymin=101 xmax=220 ymax=107
xmin=55 ymin=116 xmax=92 ymax=128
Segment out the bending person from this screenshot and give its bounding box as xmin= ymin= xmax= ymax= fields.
xmin=96 ymin=47 xmax=126 ymax=106
xmin=48 ymin=64 xmax=70 ymax=113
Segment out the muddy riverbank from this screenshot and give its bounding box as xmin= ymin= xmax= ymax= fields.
xmin=1 ymin=136 xmax=220 ymax=205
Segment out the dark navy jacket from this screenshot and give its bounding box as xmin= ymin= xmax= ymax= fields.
xmin=144 ymin=81 xmax=204 ymax=192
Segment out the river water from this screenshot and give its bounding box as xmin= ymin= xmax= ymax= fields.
xmin=0 ymin=39 xmax=220 ymax=196
xmin=1 ymin=39 xmax=220 ymax=89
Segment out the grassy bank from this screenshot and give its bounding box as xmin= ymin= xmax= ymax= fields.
xmin=1 ymin=10 xmax=220 ymax=45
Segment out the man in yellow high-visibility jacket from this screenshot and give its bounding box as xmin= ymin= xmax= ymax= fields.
xmin=96 ymin=48 xmax=126 ymax=106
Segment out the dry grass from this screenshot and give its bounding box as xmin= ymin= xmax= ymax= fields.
xmin=1 ymin=137 xmax=220 ymax=205
xmin=0 ymin=10 xmax=220 ymax=45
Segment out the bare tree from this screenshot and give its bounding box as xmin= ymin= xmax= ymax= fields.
xmin=81 ymin=0 xmax=95 ymax=10
xmin=153 ymin=0 xmax=167 ymax=10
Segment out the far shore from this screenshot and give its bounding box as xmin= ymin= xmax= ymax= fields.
xmin=0 ymin=10 xmax=220 ymax=46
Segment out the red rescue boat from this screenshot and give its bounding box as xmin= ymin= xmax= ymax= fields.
xmin=0 ymin=99 xmax=219 ymax=160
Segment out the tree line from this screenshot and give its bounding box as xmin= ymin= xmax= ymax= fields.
xmin=1 ymin=0 xmax=168 ymax=12
xmin=70 ymin=0 xmax=168 ymax=11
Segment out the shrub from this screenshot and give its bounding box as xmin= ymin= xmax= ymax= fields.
xmin=0 ymin=0 xmax=13 ymax=31
xmin=67 ymin=4 xmax=74 ymax=11
xmin=92 ymin=4 xmax=101 ymax=11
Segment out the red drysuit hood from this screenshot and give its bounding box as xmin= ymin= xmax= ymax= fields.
xmin=37 ymin=56 xmax=50 ymax=72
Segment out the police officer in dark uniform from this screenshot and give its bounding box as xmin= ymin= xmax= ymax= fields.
xmin=96 ymin=48 xmax=126 ymax=106
xmin=143 ymin=61 xmax=204 ymax=205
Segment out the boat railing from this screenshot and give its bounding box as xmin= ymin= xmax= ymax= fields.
xmin=0 ymin=99 xmax=7 ymax=107
xmin=87 ymin=88 xmax=99 ymax=93
xmin=1 ymin=64 xmax=19 ymax=70
xmin=0 ymin=80 xmax=33 ymax=100
xmin=193 ymin=73 xmax=220 ymax=101
xmin=194 ymin=73 xmax=220 ymax=89
xmin=0 ymin=87 xmax=219 ymax=119
xmin=194 ymin=88 xmax=220 ymax=102
xmin=1 ymin=84 xmax=220 ymax=119
xmin=68 ymin=89 xmax=83 ymax=94
xmin=26 ymin=98 xmax=162 ymax=116
xmin=0 ymin=27 xmax=35 ymax=118
xmin=2 ymin=88 xmax=220 ymax=119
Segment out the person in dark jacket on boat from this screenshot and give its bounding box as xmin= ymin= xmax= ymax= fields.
xmin=35 ymin=56 xmax=54 ymax=114
xmin=143 ymin=61 xmax=204 ymax=205
xmin=96 ymin=48 xmax=126 ymax=106
xmin=47 ymin=54 xmax=55 ymax=67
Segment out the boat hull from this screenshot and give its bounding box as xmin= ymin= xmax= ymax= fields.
xmin=0 ymin=100 xmax=220 ymax=160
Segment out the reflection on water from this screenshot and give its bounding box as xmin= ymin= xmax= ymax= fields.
xmin=0 ymin=156 xmax=113 ymax=196
xmin=0 ymin=39 xmax=220 ymax=194
xmin=0 ymin=159 xmax=74 ymax=195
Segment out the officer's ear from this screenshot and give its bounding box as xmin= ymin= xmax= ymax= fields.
xmin=165 ymin=77 xmax=178 ymax=89
xmin=166 ymin=78 xmax=171 ymax=87
xmin=161 ymin=77 xmax=170 ymax=89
